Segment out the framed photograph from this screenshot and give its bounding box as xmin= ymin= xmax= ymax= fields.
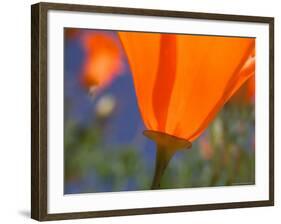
xmin=31 ymin=2 xmax=274 ymax=221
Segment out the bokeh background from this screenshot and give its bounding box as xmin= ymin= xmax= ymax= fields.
xmin=64 ymin=28 xmax=255 ymax=194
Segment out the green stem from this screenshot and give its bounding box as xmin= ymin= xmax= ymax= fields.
xmin=151 ymin=144 xmax=175 ymax=190
xmin=143 ymin=130 xmax=192 ymax=190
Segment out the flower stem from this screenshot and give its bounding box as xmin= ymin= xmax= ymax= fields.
xmin=143 ymin=130 xmax=192 ymax=190
xmin=151 ymin=144 xmax=175 ymax=189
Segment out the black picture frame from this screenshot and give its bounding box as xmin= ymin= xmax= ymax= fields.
xmin=31 ymin=2 xmax=274 ymax=221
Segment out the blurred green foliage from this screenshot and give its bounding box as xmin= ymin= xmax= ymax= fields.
xmin=64 ymin=99 xmax=255 ymax=193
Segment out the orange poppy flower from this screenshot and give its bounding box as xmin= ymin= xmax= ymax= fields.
xmin=119 ymin=32 xmax=254 ymax=140
xmin=119 ymin=32 xmax=255 ymax=189
xmin=81 ymin=33 xmax=123 ymax=91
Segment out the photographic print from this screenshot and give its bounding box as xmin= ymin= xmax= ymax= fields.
xmin=64 ymin=29 xmax=255 ymax=194
xmin=31 ymin=3 xmax=273 ymax=220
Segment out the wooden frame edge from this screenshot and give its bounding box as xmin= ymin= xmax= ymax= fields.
xmin=31 ymin=3 xmax=48 ymax=221
xmin=31 ymin=3 xmax=40 ymax=220
xmin=269 ymin=18 xmax=274 ymax=204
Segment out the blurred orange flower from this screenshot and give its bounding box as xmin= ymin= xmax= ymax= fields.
xmin=119 ymin=32 xmax=255 ymax=142
xmin=65 ymin=28 xmax=80 ymax=40
xmin=81 ymin=33 xmax=123 ymax=90
xmin=199 ymin=137 xmax=213 ymax=160
xmin=229 ymin=50 xmax=255 ymax=104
